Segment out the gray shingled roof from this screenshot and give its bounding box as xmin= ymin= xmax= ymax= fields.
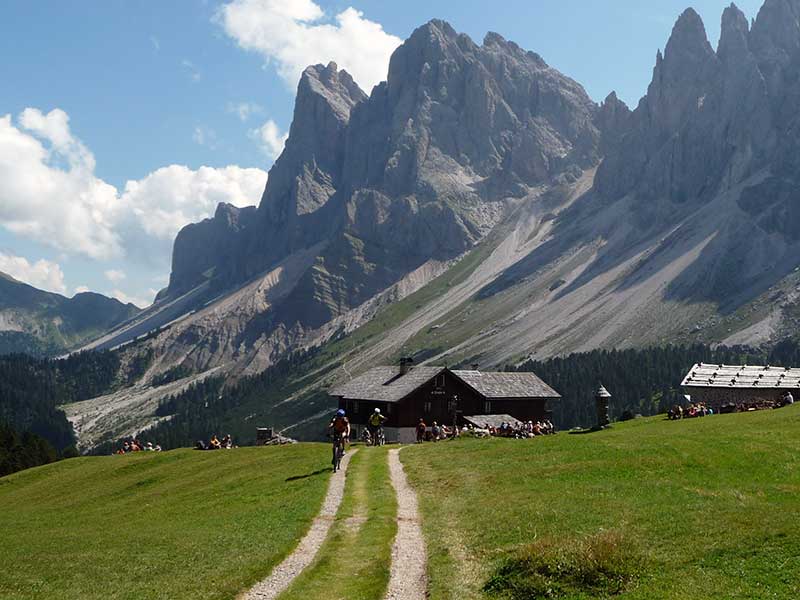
xmin=329 ymin=366 xmax=444 ymax=402
xmin=681 ymin=363 xmax=800 ymax=389
xmin=452 ymin=370 xmax=561 ymax=399
xmin=329 ymin=366 xmax=560 ymax=402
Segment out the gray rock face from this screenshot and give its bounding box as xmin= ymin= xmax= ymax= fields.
xmin=583 ymin=0 xmax=800 ymax=308
xmin=169 ymin=202 xmax=256 ymax=295
xmin=153 ymin=0 xmax=800 ymax=375
xmin=166 ymin=19 xmax=600 ymax=338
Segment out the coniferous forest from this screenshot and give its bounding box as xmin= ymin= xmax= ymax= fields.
xmin=5 ymin=340 xmax=800 ymax=473
xmin=0 ymin=351 xmax=123 ymax=473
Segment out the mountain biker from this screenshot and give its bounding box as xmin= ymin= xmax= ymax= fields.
xmin=329 ymin=409 xmax=350 ymax=451
xmin=368 ymin=407 xmax=387 ymax=444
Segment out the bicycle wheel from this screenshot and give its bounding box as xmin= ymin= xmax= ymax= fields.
xmin=332 ymin=443 xmax=339 ymax=472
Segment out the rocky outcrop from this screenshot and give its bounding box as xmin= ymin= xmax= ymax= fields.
xmin=109 ymin=0 xmax=800 ymax=378
xmin=168 ymin=202 xmax=256 ymax=296
xmin=158 ymin=20 xmax=601 ymax=369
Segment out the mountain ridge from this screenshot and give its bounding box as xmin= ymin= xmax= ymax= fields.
xmin=67 ymin=0 xmax=800 ymax=445
xmin=0 ymin=272 xmax=140 ymax=356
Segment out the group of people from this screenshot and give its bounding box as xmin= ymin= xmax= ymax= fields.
xmin=116 ymin=438 xmax=161 ymax=454
xmin=476 ymin=419 xmax=555 ymax=439
xmin=414 ymin=418 xmax=556 ymax=442
xmin=415 ymin=419 xmax=459 ymax=442
xmin=668 ymin=403 xmax=714 ymax=420
xmin=195 ymin=434 xmax=234 ymax=450
xmin=670 ymin=391 xmax=796 ymax=420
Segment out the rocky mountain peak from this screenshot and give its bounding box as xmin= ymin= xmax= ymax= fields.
xmin=750 ymin=0 xmax=800 ymax=56
xmin=662 ymin=8 xmax=716 ymax=72
xmin=299 ymin=62 xmax=366 ymax=123
xmin=257 ymin=61 xmax=364 ymax=232
xmin=718 ymin=3 xmax=751 ymax=63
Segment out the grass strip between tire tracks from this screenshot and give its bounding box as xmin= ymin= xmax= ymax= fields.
xmin=278 ymin=445 xmax=397 ymax=600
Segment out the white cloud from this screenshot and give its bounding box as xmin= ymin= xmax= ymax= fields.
xmin=227 ymin=101 xmax=263 ymax=122
xmin=74 ymin=285 xmax=90 ymax=295
xmin=0 ymin=107 xmax=268 ymax=278
xmin=0 ymin=110 xmax=122 ymax=260
xmin=0 ymin=106 xmax=272 ymax=306
xmin=249 ymin=119 xmax=288 ymax=159
xmin=104 ymin=269 xmax=126 ymax=283
xmin=216 ymin=0 xmax=402 ymax=92
xmin=0 ymin=252 xmax=67 ymax=294
xmin=121 ymin=164 xmax=266 ymax=242
xmin=109 ymin=289 xmax=153 ymax=309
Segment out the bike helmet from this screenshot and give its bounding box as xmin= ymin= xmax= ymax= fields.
xmin=336 ymin=409 xmax=346 ymax=416
xmin=374 ymin=408 xmax=381 ymax=414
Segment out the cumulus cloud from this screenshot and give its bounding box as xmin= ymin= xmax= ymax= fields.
xmin=249 ymin=119 xmax=288 ymax=159
xmin=0 ymin=108 xmax=268 ymax=266
xmin=0 ymin=252 xmax=67 ymax=294
xmin=104 ymin=269 xmax=126 ymax=283
xmin=0 ymin=110 xmax=122 ymax=260
xmin=74 ymin=285 xmax=90 ymax=294
xmin=121 ymin=164 xmax=266 ymax=242
xmin=216 ymin=0 xmax=401 ymax=92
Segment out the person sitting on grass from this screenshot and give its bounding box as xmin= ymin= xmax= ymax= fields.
xmin=209 ymin=435 xmax=221 ymax=450
xmin=221 ymin=434 xmax=232 ymax=449
xmin=431 ymin=421 xmax=441 ymax=441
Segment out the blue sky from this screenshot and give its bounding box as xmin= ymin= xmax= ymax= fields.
xmin=0 ymin=0 xmax=764 ymax=307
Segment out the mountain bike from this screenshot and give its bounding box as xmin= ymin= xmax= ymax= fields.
xmin=332 ymin=433 xmax=345 ymax=472
xmin=374 ymin=426 xmax=385 ymax=447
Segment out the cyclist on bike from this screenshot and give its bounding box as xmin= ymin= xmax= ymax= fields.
xmin=367 ymin=408 xmax=387 ymax=445
xmin=329 ymin=408 xmax=350 ymax=451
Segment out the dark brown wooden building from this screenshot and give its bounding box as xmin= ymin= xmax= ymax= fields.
xmin=681 ymin=363 xmax=800 ymax=410
xmin=329 ymin=362 xmax=560 ymax=442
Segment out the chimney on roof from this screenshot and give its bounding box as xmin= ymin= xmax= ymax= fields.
xmin=399 ymin=357 xmax=414 ymax=375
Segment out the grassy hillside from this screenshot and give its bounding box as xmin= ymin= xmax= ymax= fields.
xmin=0 ymin=445 xmax=331 ymax=600
xmin=403 ymin=406 xmax=800 ymax=599
xmin=0 ymin=273 xmax=140 ymax=357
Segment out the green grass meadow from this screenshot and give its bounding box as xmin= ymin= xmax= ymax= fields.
xmin=403 ymin=405 xmax=800 ymax=599
xmin=0 ymin=445 xmax=331 ymax=600
xmin=3 ymin=407 xmax=800 ymax=599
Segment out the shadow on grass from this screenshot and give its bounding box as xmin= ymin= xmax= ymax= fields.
xmin=285 ymin=467 xmax=332 ymax=482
